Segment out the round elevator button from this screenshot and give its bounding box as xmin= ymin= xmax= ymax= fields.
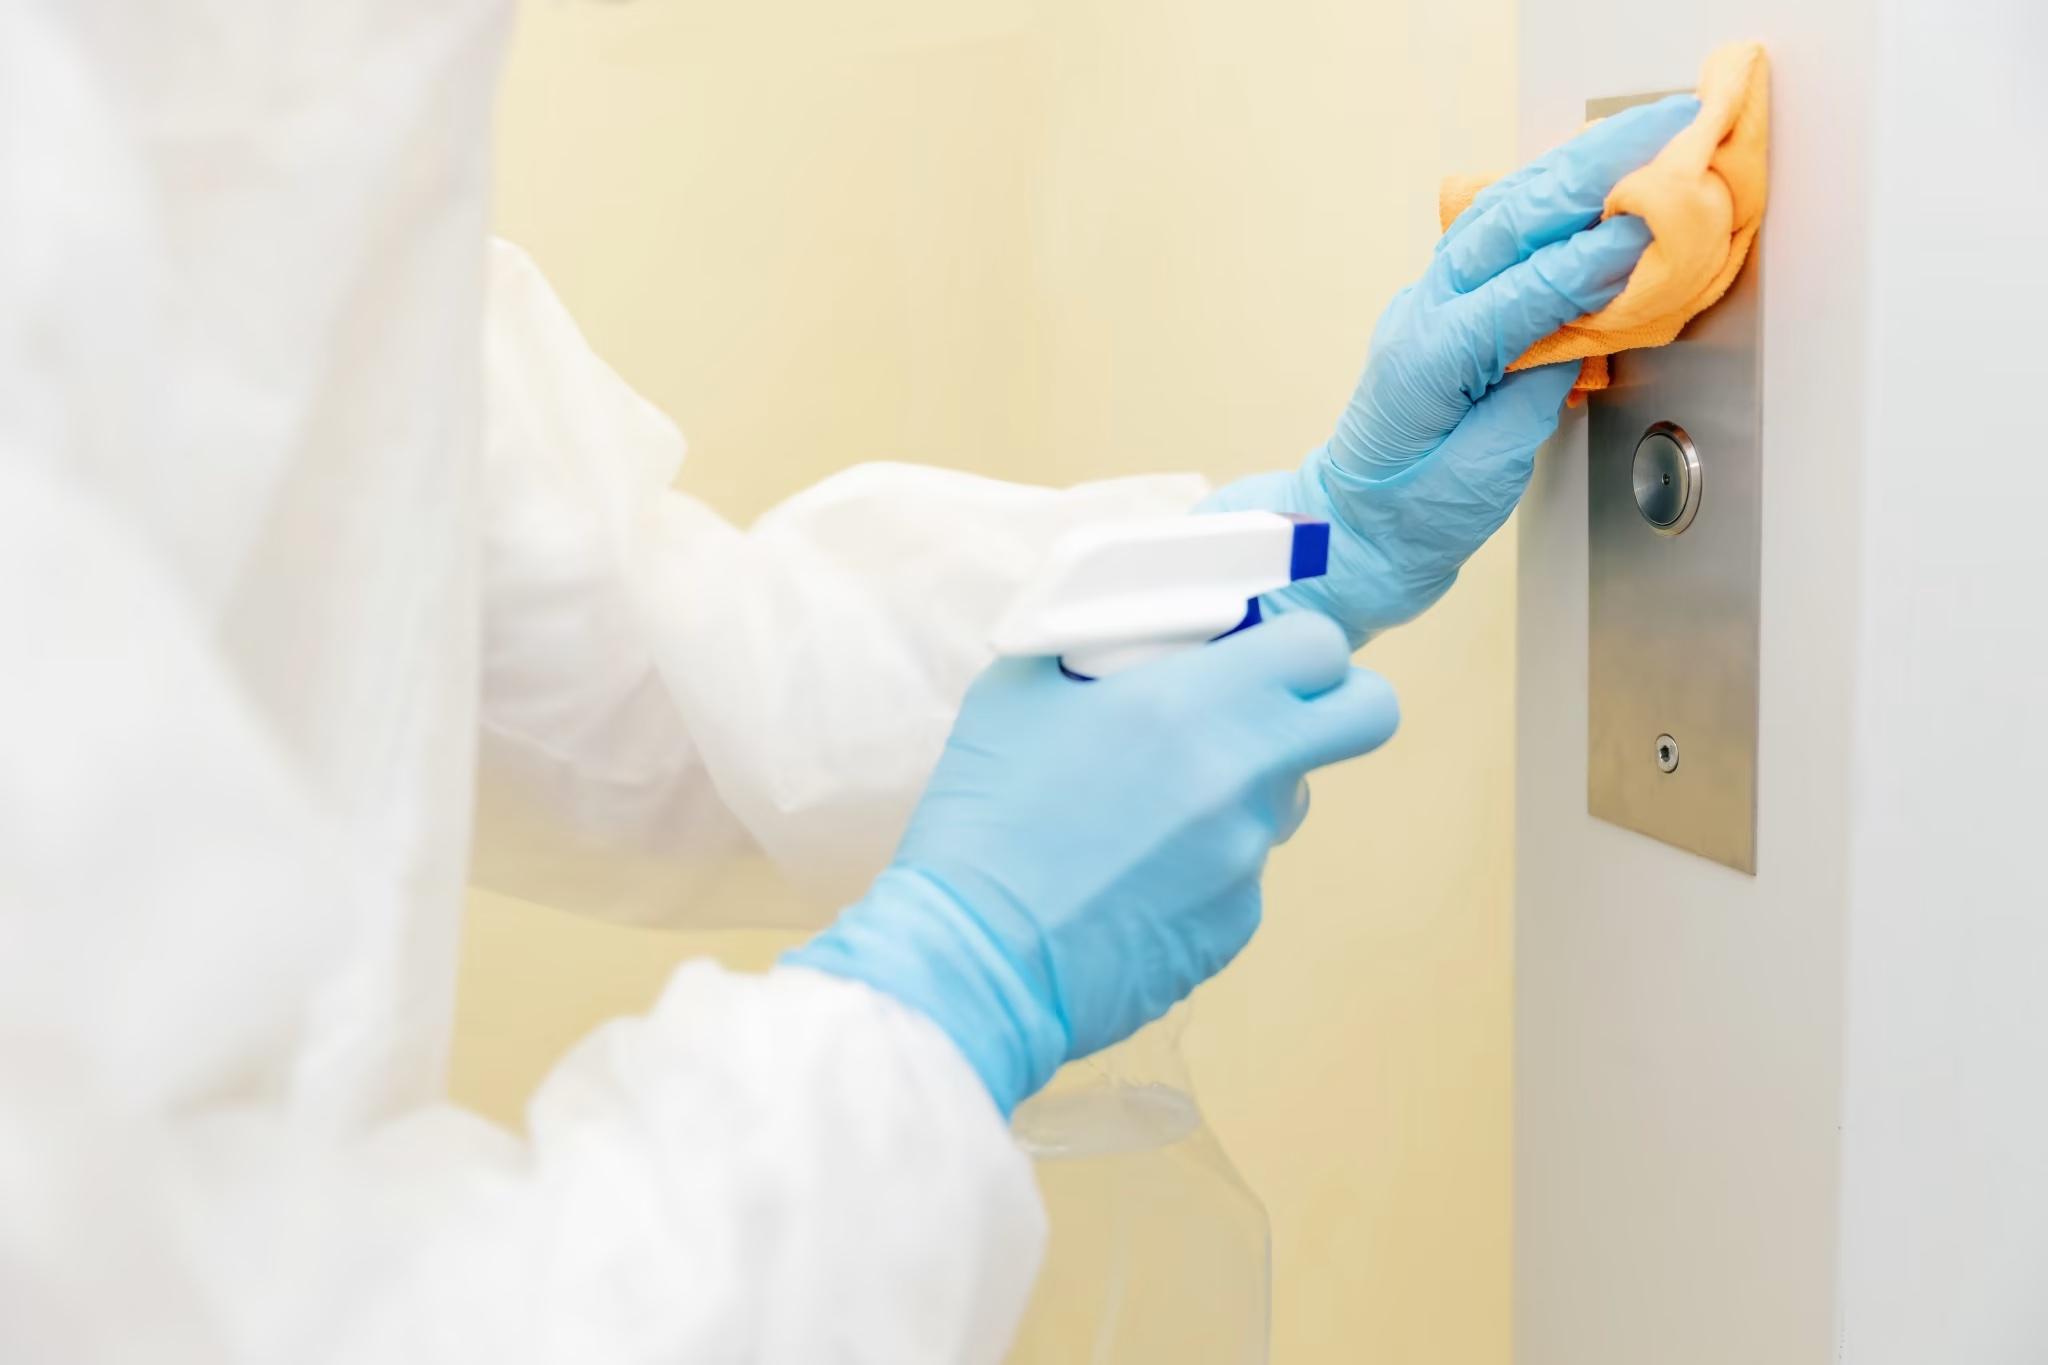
xmin=1631 ymin=421 xmax=1701 ymax=535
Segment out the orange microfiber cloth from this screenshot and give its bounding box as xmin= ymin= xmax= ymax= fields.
xmin=1440 ymin=41 xmax=1770 ymax=403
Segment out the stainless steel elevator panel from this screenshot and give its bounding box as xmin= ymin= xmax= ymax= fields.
xmin=1584 ymin=93 xmax=1763 ymax=875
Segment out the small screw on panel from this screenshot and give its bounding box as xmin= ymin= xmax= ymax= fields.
xmin=1654 ymin=734 xmax=1680 ymax=774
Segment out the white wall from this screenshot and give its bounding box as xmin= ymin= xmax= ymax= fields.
xmin=1515 ymin=3 xmax=2048 ymax=1361
xmin=1834 ymin=3 xmax=2048 ymax=1360
xmin=1516 ymin=11 xmax=1871 ymax=1360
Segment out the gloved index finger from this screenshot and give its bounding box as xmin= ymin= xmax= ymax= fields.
xmin=1441 ymin=94 xmax=1697 ymax=245
xmin=1432 ymin=94 xmax=1698 ymax=295
xmin=1282 ymin=665 xmax=1400 ymax=772
xmin=1147 ymin=609 xmax=1353 ymax=702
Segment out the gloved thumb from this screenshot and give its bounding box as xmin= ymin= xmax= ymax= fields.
xmin=1169 ymin=610 xmax=1353 ymax=700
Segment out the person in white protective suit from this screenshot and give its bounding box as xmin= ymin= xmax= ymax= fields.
xmin=0 ymin=4 xmax=1698 ymax=1361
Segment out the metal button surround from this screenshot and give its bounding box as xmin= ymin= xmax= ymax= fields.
xmin=1630 ymin=421 xmax=1701 ymax=535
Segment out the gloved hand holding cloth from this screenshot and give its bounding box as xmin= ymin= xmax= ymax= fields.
xmin=1210 ymin=46 xmax=1765 ymax=644
xmin=1439 ymin=41 xmax=1768 ymax=403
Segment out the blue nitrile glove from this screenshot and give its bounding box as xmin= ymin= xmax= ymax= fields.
xmin=784 ymin=612 xmax=1400 ymax=1116
xmin=1206 ymin=94 xmax=1701 ymax=643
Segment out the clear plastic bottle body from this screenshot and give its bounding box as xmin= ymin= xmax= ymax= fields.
xmin=1005 ymin=1011 xmax=1270 ymax=1364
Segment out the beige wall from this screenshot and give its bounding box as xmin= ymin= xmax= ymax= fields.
xmin=453 ymin=2 xmax=1517 ymax=1360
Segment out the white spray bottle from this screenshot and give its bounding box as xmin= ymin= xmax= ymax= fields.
xmin=991 ymin=508 xmax=1329 ymax=1365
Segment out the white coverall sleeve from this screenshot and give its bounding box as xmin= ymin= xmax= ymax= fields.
xmin=471 ymin=241 xmax=1210 ymax=925
xmin=0 ymin=460 xmax=1042 ymax=1365
xmin=4 ymin=970 xmax=1044 ymax=1365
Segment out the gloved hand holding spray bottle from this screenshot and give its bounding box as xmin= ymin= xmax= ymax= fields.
xmin=989 ymin=510 xmax=1334 ymax=1365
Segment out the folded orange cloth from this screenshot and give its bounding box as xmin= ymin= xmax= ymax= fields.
xmin=1440 ymin=41 xmax=1769 ymax=403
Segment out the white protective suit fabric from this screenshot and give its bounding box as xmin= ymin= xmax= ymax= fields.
xmin=476 ymin=245 xmax=1211 ymax=923
xmin=0 ymin=2 xmax=1206 ymax=1360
